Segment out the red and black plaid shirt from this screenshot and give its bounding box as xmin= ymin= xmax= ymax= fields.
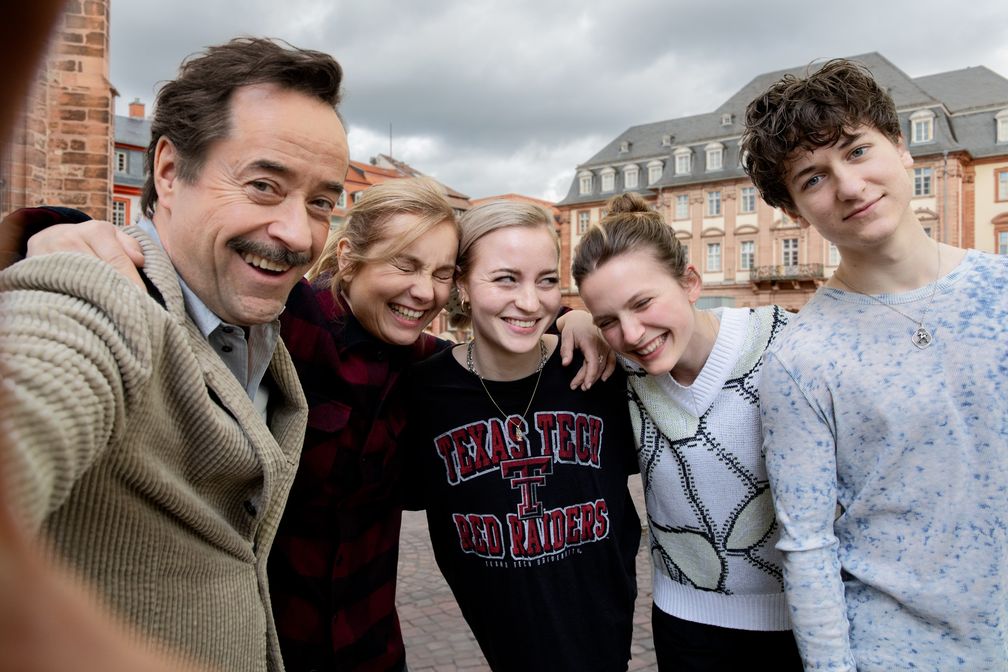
xmin=269 ymin=277 xmax=445 ymax=672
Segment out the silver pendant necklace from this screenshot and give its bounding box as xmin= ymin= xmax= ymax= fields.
xmin=832 ymin=243 xmax=941 ymax=350
xmin=466 ymin=339 xmax=548 ymax=441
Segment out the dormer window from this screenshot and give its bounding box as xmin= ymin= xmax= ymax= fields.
xmin=624 ymin=164 xmax=639 ymax=189
xmin=910 ymin=109 xmax=935 ymax=144
xmin=600 ymin=167 xmax=616 ymax=192
xmin=721 ymin=113 xmax=733 ymax=126
xmin=705 ymin=142 xmax=724 ymax=171
xmin=661 ymin=134 xmax=673 ymax=147
xmin=578 ymin=170 xmax=593 ymax=195
xmin=673 ymin=147 xmax=692 ymax=175
xmin=997 ymin=109 xmax=1008 ymax=143
xmin=647 ymin=160 xmax=663 ymax=185
xmin=619 ymin=141 xmax=631 ymax=153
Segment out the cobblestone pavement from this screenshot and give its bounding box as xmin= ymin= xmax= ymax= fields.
xmin=396 ymin=478 xmax=656 ymax=671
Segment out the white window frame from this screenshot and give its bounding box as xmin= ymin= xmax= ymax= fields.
xmin=706 ymin=242 xmax=722 ymax=272
xmin=675 ymin=194 xmax=689 ymax=220
xmin=578 ymin=171 xmax=593 ymax=195
xmin=996 ymin=109 xmax=1008 ymax=143
xmin=115 ymin=150 xmax=127 ymax=173
xmin=999 ymin=230 xmax=1008 ymax=255
xmin=706 ymin=190 xmax=721 ymax=217
xmin=721 ymin=113 xmax=733 ymax=126
xmin=661 ymin=134 xmax=672 ymax=147
xmin=739 ymin=186 xmax=756 ymax=213
xmin=705 ymin=143 xmax=724 ymax=171
xmin=623 ymin=165 xmax=639 ymax=189
xmin=647 ymin=160 xmax=663 ymax=185
xmin=577 ymin=210 xmax=590 ymax=235
xmin=600 ymin=167 xmax=615 ymax=192
xmin=781 ymin=238 xmax=799 ymax=267
xmin=739 ymin=240 xmax=755 ymax=271
xmin=674 ymin=147 xmax=692 ymax=175
xmin=336 ymin=191 xmax=347 ymax=209
xmin=913 ymin=167 xmax=933 ymax=196
xmin=828 ymin=242 xmax=840 ymax=266
xmin=910 ymin=110 xmax=935 ymax=144
xmin=619 ymin=141 xmax=630 ymax=153
xmin=112 ymin=200 xmax=126 ymax=227
xmin=998 ymin=169 xmax=1008 ymax=201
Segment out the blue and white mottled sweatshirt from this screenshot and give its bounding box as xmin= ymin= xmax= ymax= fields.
xmin=761 ymin=250 xmax=1008 ymax=671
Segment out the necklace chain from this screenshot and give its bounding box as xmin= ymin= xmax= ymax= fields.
xmin=466 ymin=339 xmax=547 ymax=441
xmin=832 ymin=243 xmax=941 ymax=350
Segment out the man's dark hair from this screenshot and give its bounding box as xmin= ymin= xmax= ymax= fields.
xmin=141 ymin=37 xmax=343 ymax=217
xmin=740 ymin=58 xmax=901 ymax=212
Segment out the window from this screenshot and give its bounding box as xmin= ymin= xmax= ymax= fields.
xmin=661 ymin=134 xmax=672 ymax=147
xmin=739 ymin=240 xmax=755 ymax=270
xmin=706 ymin=243 xmax=722 ymax=272
xmin=647 ymin=160 xmax=663 ymax=185
xmin=675 ymin=194 xmax=689 ymax=220
xmin=721 ymin=113 xmax=733 ymax=126
xmin=601 ymin=168 xmax=615 ymax=192
xmin=999 ymin=230 xmax=1008 ymax=255
xmin=336 ymin=191 xmax=347 ymax=209
xmin=706 ymin=190 xmax=721 ymax=217
xmin=115 ymin=150 xmax=127 ymax=173
xmin=781 ymin=238 xmax=799 ymax=267
xmin=619 ymin=141 xmax=631 ymax=153
xmin=828 ymin=243 xmax=840 ymax=266
xmin=996 ymin=109 xmax=1008 ymax=143
xmin=674 ymin=148 xmax=692 ymax=175
xmin=998 ymin=169 xmax=1008 ymax=201
xmin=577 ymin=210 xmax=590 ymax=235
xmin=683 ymin=245 xmax=690 ymax=264
xmin=578 ymin=171 xmax=592 ymax=195
xmin=910 ymin=110 xmax=935 ymax=144
xmin=705 ymin=143 xmax=723 ymax=171
xmin=623 ymin=165 xmax=639 ymax=189
xmin=739 ymin=186 xmax=756 ymax=213
xmin=112 ymin=200 xmax=126 ymax=227
xmin=913 ymin=167 xmax=933 ymax=196
xmin=352 ymin=191 xmax=364 ymax=203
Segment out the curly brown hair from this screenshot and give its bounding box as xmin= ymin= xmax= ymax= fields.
xmin=740 ymin=58 xmax=901 ymax=213
xmin=141 ymin=37 xmax=343 ymax=218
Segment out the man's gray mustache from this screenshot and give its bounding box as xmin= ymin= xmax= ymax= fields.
xmin=228 ymin=238 xmax=311 ymax=268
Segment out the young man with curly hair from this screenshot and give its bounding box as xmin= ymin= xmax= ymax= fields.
xmin=742 ymin=59 xmax=1008 ymax=671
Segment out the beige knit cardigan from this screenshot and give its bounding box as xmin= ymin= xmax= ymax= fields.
xmin=0 ymin=228 xmax=307 ymax=671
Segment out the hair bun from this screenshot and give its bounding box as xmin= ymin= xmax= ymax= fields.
xmin=606 ymin=192 xmax=650 ymax=215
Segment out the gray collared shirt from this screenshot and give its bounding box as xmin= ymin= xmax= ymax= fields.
xmin=136 ymin=219 xmax=278 ymax=420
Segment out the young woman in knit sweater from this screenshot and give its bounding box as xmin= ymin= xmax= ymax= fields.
xmin=572 ymin=193 xmax=802 ymax=671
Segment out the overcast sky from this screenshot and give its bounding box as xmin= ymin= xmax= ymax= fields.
xmin=110 ymin=0 xmax=1008 ymax=201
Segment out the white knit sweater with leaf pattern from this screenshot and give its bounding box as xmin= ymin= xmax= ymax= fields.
xmin=623 ymin=305 xmax=790 ymax=631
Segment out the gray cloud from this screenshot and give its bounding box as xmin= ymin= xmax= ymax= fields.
xmin=111 ymin=0 xmax=1008 ymax=200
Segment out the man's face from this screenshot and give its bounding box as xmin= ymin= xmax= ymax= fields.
xmin=784 ymin=124 xmax=915 ymax=253
xmin=154 ymin=83 xmax=349 ymax=326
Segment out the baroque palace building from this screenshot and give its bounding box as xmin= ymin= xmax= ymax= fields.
xmin=557 ymin=53 xmax=1008 ymax=311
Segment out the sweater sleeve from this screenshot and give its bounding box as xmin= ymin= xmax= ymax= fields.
xmin=0 ymin=253 xmax=154 ymax=531
xmin=760 ymin=350 xmax=856 ymax=672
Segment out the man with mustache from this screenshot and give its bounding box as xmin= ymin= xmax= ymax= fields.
xmin=0 ymin=36 xmax=349 ymax=672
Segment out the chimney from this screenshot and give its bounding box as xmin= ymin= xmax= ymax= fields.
xmin=128 ymin=98 xmax=145 ymax=119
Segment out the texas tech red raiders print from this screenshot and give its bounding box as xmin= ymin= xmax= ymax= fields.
xmin=404 ymin=347 xmax=640 ymax=672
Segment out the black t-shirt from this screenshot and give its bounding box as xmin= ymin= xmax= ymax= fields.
xmin=404 ymin=346 xmax=640 ymax=672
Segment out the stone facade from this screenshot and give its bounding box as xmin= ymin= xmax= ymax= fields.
xmin=2 ymin=0 xmax=113 ymax=221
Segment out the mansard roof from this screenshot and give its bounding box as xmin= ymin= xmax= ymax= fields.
xmin=560 ymin=52 xmax=1008 ymax=206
